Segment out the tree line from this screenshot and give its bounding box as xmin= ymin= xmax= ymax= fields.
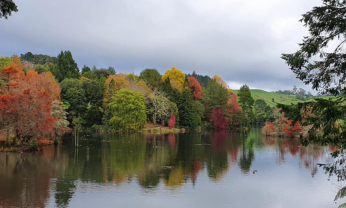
xmin=0 ymin=51 xmax=279 ymax=146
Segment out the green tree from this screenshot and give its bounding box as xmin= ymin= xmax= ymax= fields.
xmin=81 ymin=65 xmax=91 ymax=74
xmin=91 ymin=66 xmax=116 ymax=80
xmin=178 ymin=90 xmax=201 ymax=128
xmin=55 ymin=51 xmax=80 ymax=81
xmin=139 ymin=68 xmax=162 ymax=89
xmin=60 ymin=78 xmax=87 ymax=120
xmin=81 ymin=80 xmax=103 ymax=107
xmin=34 ymin=64 xmax=49 ymax=74
xmin=238 ymin=85 xmax=254 ymax=123
xmin=108 ymin=89 xmax=147 ymax=131
xmin=82 ymin=105 xmax=103 ymax=128
xmin=0 ymin=0 xmax=18 ymax=19
xmin=254 ymin=99 xmax=272 ymax=124
xmin=203 ymin=79 xmax=230 ymax=119
xmin=0 ymin=56 xmax=11 ymax=69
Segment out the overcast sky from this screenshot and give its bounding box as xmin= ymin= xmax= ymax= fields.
xmin=0 ymin=0 xmax=322 ymax=92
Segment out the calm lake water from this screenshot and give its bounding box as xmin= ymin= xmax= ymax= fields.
xmin=0 ymin=129 xmax=343 ymax=208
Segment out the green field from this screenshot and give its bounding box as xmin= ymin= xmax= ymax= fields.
xmin=232 ymin=89 xmax=317 ymax=107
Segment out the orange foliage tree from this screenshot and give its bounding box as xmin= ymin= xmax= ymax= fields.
xmin=228 ymin=94 xmax=241 ymax=113
xmin=0 ymin=55 xmax=62 ymax=141
xmin=162 ymin=67 xmax=185 ymax=92
xmin=262 ymin=122 xmax=276 ymax=136
xmin=103 ymin=74 xmax=130 ymax=107
xmin=281 ymin=113 xmax=303 ymax=138
xmin=0 ymin=71 xmax=60 ymax=140
xmin=188 ymin=76 xmax=203 ymax=100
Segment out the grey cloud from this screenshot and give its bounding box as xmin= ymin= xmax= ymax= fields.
xmin=0 ymin=0 xmax=322 ymax=92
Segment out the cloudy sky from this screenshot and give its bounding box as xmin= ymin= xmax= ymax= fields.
xmin=0 ymin=0 xmax=322 ymax=92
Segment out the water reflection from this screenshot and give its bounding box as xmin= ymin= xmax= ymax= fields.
xmin=0 ymin=130 xmax=335 ymax=208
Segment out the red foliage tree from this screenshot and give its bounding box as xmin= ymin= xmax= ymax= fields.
xmin=282 ymin=118 xmax=303 ymax=138
xmin=211 ymin=108 xmax=228 ymax=130
xmin=228 ymin=94 xmax=241 ymax=113
xmin=168 ymin=114 xmax=176 ymax=128
xmin=188 ymin=77 xmax=203 ymax=100
xmin=262 ymin=122 xmax=276 ymax=136
xmin=0 ymin=71 xmax=60 ymax=141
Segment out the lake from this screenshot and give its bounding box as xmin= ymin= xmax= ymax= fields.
xmin=0 ymin=129 xmax=343 ymax=208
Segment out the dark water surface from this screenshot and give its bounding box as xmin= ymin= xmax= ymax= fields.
xmin=0 ymin=129 xmax=343 ymax=208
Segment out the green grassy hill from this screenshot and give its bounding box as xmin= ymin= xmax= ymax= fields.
xmin=232 ymin=89 xmax=312 ymax=107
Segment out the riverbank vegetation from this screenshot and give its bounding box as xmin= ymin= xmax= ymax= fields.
xmin=1 ymin=52 xmax=281 ymax=140
xmin=0 ymin=51 xmax=330 ymax=151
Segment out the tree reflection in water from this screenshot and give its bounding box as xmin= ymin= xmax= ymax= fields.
xmin=0 ymin=129 xmax=334 ymax=208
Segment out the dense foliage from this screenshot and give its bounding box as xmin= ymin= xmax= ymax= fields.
xmin=0 ymin=50 xmax=281 ymax=144
xmin=108 ymin=89 xmax=147 ymax=131
xmin=280 ymin=1 xmax=346 ymax=206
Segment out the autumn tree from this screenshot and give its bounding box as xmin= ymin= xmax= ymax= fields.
xmin=211 ymin=108 xmax=228 ymax=130
xmin=167 ymin=114 xmax=176 ymax=128
xmin=108 ymin=89 xmax=147 ymax=131
xmin=262 ymin=122 xmax=276 ymax=136
xmin=281 ymin=113 xmax=303 ymax=138
xmin=162 ymin=67 xmax=185 ymax=92
xmin=227 ymin=93 xmax=242 ymax=126
xmin=0 ymin=71 xmax=61 ymax=141
xmin=188 ymin=76 xmax=203 ymax=100
xmin=228 ymin=94 xmax=241 ymax=113
xmin=103 ymin=74 xmax=130 ymax=107
xmin=187 ymin=71 xmax=211 ymax=88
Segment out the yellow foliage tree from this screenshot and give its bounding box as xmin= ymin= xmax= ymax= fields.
xmin=103 ymin=74 xmax=130 ymax=107
xmin=162 ymin=67 xmax=185 ymax=91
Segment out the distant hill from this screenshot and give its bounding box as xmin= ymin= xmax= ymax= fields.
xmin=232 ymin=89 xmax=328 ymax=108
